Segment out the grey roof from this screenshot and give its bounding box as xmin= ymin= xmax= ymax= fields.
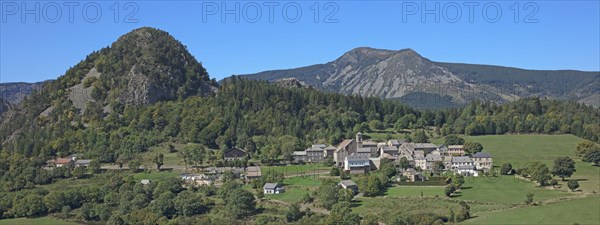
xmin=414 ymin=143 xmax=438 ymax=149
xmin=381 ymin=146 xmax=398 ymax=152
xmin=457 ymin=165 xmax=475 ymax=170
xmin=339 ymin=180 xmax=357 ymax=187
xmin=452 ymin=156 xmax=473 ymax=163
xmin=389 ymin=139 xmax=400 ymax=145
xmin=306 ymin=147 xmax=323 ymax=152
xmin=75 ymin=159 xmax=91 ymax=164
xmin=224 ymin=147 xmax=247 ymax=158
xmin=312 ymin=144 xmax=327 ymax=149
xmin=448 ymin=145 xmax=464 ymax=149
xmin=140 ymin=179 xmax=151 ymax=185
xmin=362 ymin=141 xmax=378 ymax=147
xmin=357 ymin=147 xmax=372 ymax=153
xmin=400 ymin=143 xmax=415 ymax=151
xmin=414 ymin=150 xmax=425 ymax=156
xmin=472 ymin=152 xmax=492 ymax=158
xmin=263 ymin=183 xmax=278 ymax=189
xmin=293 ymin=151 xmax=307 ymax=156
xmin=425 ymin=154 xmax=443 ymax=162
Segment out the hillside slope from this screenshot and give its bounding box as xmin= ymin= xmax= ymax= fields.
xmin=0 ymin=27 xmax=219 ymax=144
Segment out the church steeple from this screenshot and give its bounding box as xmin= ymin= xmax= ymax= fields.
xmin=356 ymin=132 xmax=363 ymax=148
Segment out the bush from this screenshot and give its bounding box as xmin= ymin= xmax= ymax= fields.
xmin=525 ymin=193 xmax=534 ymax=205
xmin=330 ymin=167 xmax=340 ymax=176
xmin=500 ymin=162 xmax=513 ymax=175
xmin=285 ymin=203 xmax=303 ymax=222
xmin=445 ymin=185 xmax=456 ymax=197
xmin=567 ymin=180 xmax=580 ymax=192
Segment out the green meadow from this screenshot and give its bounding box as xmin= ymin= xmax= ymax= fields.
xmin=0 ymin=217 xmax=80 ymax=225
xmin=462 ymin=134 xmax=600 ymax=193
xmin=463 ymin=196 xmax=600 ymax=225
xmin=456 ymin=176 xmax=572 ymax=204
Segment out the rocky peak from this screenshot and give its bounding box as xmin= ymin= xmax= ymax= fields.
xmin=275 ymin=78 xmax=310 ymax=89
xmin=98 ymin=27 xmax=218 ymax=106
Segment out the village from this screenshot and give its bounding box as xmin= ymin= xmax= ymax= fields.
xmin=44 ymin=132 xmax=493 ymax=197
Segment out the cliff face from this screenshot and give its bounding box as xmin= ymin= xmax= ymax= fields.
xmin=0 ymin=98 xmax=11 ymax=115
xmin=0 ymin=82 xmax=46 ymax=105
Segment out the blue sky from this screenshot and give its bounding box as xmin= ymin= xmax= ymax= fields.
xmin=1 ymin=1 xmax=599 ymax=83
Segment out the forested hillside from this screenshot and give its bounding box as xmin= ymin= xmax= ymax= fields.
xmin=2 ymin=76 xmax=599 ymax=175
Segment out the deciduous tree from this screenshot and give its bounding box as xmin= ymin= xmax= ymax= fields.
xmin=551 ymin=156 xmax=576 ymax=180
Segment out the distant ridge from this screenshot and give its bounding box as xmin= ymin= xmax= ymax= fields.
xmin=239 ymin=47 xmax=600 ymax=108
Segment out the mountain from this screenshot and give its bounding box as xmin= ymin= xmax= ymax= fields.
xmin=0 ymin=27 xmax=219 ymax=143
xmin=87 ymin=27 xmax=218 ymax=107
xmin=0 ymin=81 xmax=47 ymax=105
xmin=239 ymin=47 xmax=600 ymax=108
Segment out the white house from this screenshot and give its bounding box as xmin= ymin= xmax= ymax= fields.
xmin=263 ymin=183 xmax=285 ymax=194
xmin=451 ymin=157 xmax=478 ymax=176
xmin=415 ymin=156 xmax=427 ymax=170
xmin=344 ymin=153 xmax=370 ymax=174
xmin=456 ymin=165 xmax=479 ymax=177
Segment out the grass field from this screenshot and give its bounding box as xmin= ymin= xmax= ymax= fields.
xmin=385 ymin=186 xmax=445 ymax=197
xmin=38 ymin=173 xmax=109 ymax=192
xmin=142 ymin=143 xmax=186 ymax=167
xmin=456 ymin=176 xmax=572 ymax=204
xmin=462 ymin=134 xmax=600 ymax=193
xmin=0 ymin=217 xmax=80 ymax=225
xmin=462 ymin=196 xmax=600 ymax=225
xmin=353 ymin=195 xmax=459 ymax=217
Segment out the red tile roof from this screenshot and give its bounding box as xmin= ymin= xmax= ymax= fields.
xmin=55 ymin=158 xmax=72 ymax=164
